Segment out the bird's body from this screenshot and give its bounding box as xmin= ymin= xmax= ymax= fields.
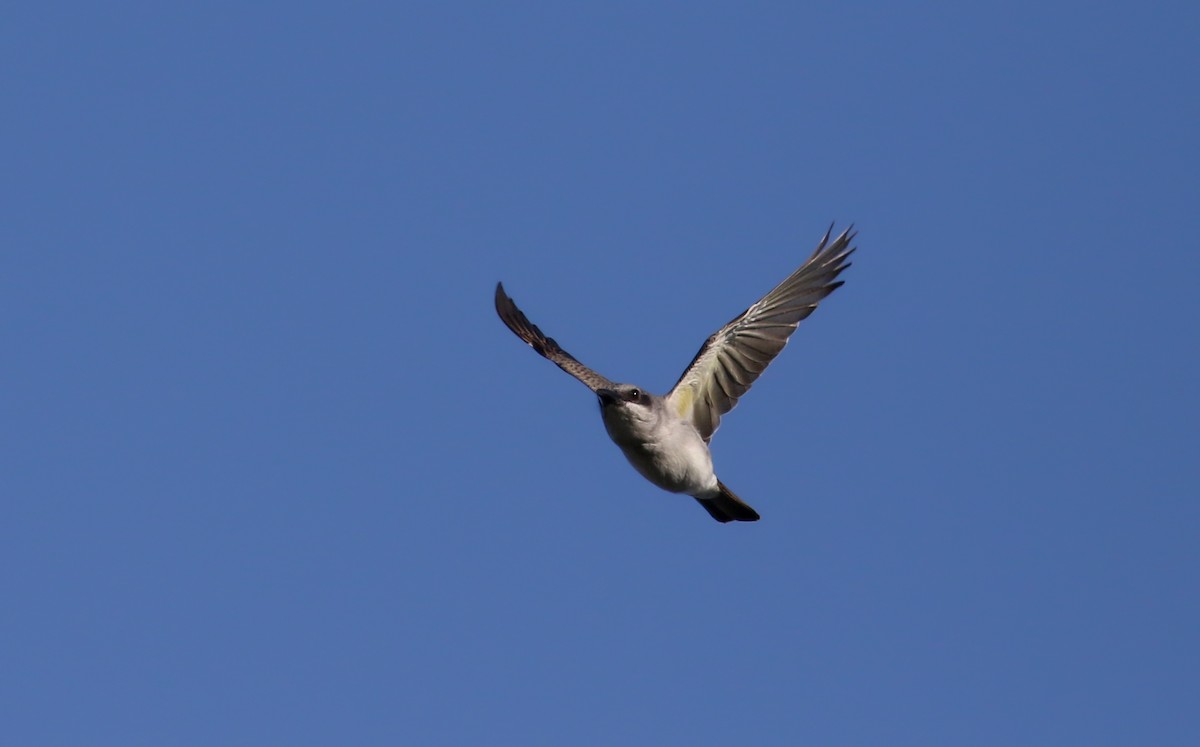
xmin=599 ymin=388 xmax=716 ymax=496
xmin=495 ymin=225 xmax=855 ymax=523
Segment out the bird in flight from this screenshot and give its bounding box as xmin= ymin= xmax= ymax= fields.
xmin=495 ymin=225 xmax=855 ymax=523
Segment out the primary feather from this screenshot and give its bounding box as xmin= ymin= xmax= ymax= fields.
xmin=494 ymin=282 xmax=616 ymax=393
xmin=666 ymin=225 xmax=855 ymax=442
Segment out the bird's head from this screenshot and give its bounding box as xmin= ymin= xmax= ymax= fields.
xmin=596 ymin=385 xmax=656 ymax=424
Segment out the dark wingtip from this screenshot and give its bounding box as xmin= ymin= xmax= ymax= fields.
xmin=494 ymin=281 xmax=519 ymax=330
xmin=495 ymin=282 xmax=519 ymax=322
xmin=813 ymin=221 xmax=858 ymax=260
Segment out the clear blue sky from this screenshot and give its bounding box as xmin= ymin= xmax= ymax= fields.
xmin=4 ymin=3 xmax=1198 ymax=745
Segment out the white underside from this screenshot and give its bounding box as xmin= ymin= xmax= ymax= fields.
xmin=602 ymin=406 xmax=719 ymax=497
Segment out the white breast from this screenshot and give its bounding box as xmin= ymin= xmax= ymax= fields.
xmin=602 ymin=407 xmax=717 ymax=496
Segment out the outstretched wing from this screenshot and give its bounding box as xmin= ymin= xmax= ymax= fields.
xmin=494 ymin=282 xmax=616 ymax=393
xmin=666 ymin=225 xmax=855 ymax=442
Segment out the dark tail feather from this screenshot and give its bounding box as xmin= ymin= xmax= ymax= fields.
xmin=695 ymin=481 xmax=760 ymax=523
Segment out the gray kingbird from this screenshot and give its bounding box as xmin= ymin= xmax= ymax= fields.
xmin=495 ymin=225 xmax=855 ymax=522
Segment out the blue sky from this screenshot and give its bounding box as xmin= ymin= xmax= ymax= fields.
xmin=3 ymin=2 xmax=1198 ymax=745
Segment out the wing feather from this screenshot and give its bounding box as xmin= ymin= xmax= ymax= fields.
xmin=666 ymin=225 xmax=855 ymax=441
xmin=494 ymin=283 xmax=615 ymax=393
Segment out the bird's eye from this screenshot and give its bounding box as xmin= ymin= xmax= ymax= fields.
xmin=629 ymin=389 xmax=641 ymax=401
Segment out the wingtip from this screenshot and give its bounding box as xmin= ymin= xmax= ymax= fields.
xmin=816 ymin=223 xmax=858 ymax=265
xmin=495 ymin=282 xmax=515 ymax=314
xmin=813 ymin=221 xmax=857 ymax=259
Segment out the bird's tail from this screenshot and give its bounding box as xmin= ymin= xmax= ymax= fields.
xmin=695 ymin=481 xmax=760 ymax=523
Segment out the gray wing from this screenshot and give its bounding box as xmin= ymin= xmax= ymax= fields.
xmin=665 ymin=225 xmax=855 ymax=442
xmin=494 ymin=282 xmax=616 ymax=393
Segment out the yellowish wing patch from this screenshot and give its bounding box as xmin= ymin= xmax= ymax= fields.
xmin=673 ymin=385 xmax=694 ymax=419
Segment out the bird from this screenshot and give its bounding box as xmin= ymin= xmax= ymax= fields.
xmin=494 ymin=225 xmax=855 ymax=523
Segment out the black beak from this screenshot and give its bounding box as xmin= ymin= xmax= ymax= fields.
xmin=596 ymin=388 xmax=618 ymax=405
